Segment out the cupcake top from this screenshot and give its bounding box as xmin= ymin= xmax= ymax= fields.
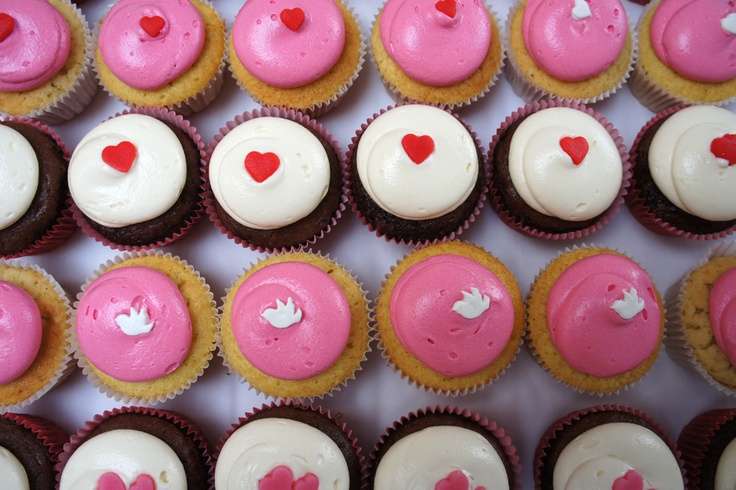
xmin=0 ymin=124 xmax=38 ymax=232
xmin=69 ymin=114 xmax=188 ymax=229
xmin=374 ymin=425 xmax=509 ymax=490
xmin=379 ymin=0 xmax=492 ymax=86
xmin=717 ymin=437 xmax=736 ymax=489
xmin=509 ymin=107 xmax=622 ymax=222
xmin=216 ymin=417 xmax=350 ymax=489
xmin=356 ymin=104 xmax=478 ymax=220
xmin=76 ymin=266 xmax=192 ymax=382
xmin=710 ymin=267 xmax=736 ymax=366
xmin=232 ymin=0 xmax=346 ymax=89
xmin=649 ymin=105 xmax=736 ymax=222
xmin=0 ymin=281 xmax=42 ymax=385
xmin=650 ymin=0 xmax=736 ymax=83
xmin=0 ymin=444 xmax=27 ymax=488
xmin=209 ymin=117 xmax=331 ymax=230
xmin=98 ymin=0 xmax=206 ymax=90
xmin=0 ymin=0 xmax=72 ymax=92
xmin=522 ymin=0 xmax=628 ymax=82
xmin=553 ymin=422 xmax=683 ymax=489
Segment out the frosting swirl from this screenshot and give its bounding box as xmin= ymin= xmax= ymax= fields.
xmin=710 ymin=268 xmax=736 ymax=366
xmin=0 ymin=124 xmax=38 ymax=231
xmin=0 ymin=282 xmax=42 ymax=385
xmin=0 ymin=446 xmax=28 ymax=490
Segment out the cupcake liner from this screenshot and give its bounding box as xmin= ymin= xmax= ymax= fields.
xmin=0 ymin=117 xmax=76 ymax=259
xmin=678 ymin=409 xmax=736 ymax=490
xmin=204 ymin=107 xmax=348 ymax=253
xmin=488 ymin=100 xmax=631 ymax=241
xmin=369 ymin=406 xmax=522 ymax=490
xmin=71 ymin=250 xmax=217 ymax=405
xmin=70 ymin=107 xmax=207 ymax=252
xmin=214 ymin=402 xmax=368 ymax=490
xmin=533 ymin=404 xmax=686 ymax=490
xmin=2 ymin=413 xmax=68 ymax=464
xmin=217 ymin=250 xmax=374 ymax=400
xmin=345 ymin=104 xmax=489 ymax=246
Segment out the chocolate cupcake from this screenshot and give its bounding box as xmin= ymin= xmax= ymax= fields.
xmin=679 ymin=409 xmax=736 ymax=490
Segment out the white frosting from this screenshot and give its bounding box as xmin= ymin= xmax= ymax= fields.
xmin=356 ymin=105 xmax=479 ymax=221
xmin=0 ymin=125 xmax=38 ymax=231
xmin=0 ymin=446 xmax=29 ymax=490
xmin=209 ymin=117 xmax=331 ymax=230
xmin=215 ymin=418 xmax=350 ymax=490
xmin=261 ymin=297 xmax=303 ymax=329
xmin=373 ymin=426 xmax=509 ymax=490
xmin=509 ymin=107 xmax=622 ymax=222
xmin=610 ymin=288 xmax=645 ymax=320
xmin=722 ymin=13 xmax=736 ymax=35
xmin=59 ymin=429 xmax=187 ymax=490
xmin=553 ymin=422 xmax=684 ymax=490
xmin=649 ymin=106 xmax=736 ymax=221
xmin=68 ymin=114 xmax=187 ymax=228
xmin=716 ymin=438 xmax=736 ymax=490
xmin=115 ymin=306 xmax=155 ymax=336
xmin=572 ymin=0 xmax=592 ymax=20
xmin=452 ymin=288 xmax=491 ymax=320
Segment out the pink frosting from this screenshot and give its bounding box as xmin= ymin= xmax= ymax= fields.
xmin=76 ymin=267 xmax=192 ymax=383
xmin=0 ymin=281 xmax=42 ymax=384
xmin=522 ymin=0 xmax=628 ymax=82
xmin=98 ymin=0 xmax=205 ymax=90
xmin=389 ymin=254 xmax=515 ymax=378
xmin=232 ymin=0 xmax=346 ymax=89
xmin=709 ymin=267 xmax=736 ymax=366
xmin=547 ymin=254 xmax=661 ymax=378
xmin=651 ymin=0 xmax=736 ymax=83
xmin=379 ymin=0 xmax=492 ymax=86
xmin=230 ymin=262 xmax=351 ymax=380
xmin=0 ymin=0 xmax=71 ymax=92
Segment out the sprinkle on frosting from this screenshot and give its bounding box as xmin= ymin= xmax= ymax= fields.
xmin=261 ymin=297 xmax=303 ymax=329
xmin=571 ymin=0 xmax=592 ymax=20
xmin=610 ymin=288 xmax=646 ymax=321
xmin=115 ymin=306 xmax=155 ymax=336
xmin=101 ymin=141 xmax=138 ymax=174
xmin=0 ymin=13 xmax=15 ymax=42
xmin=259 ymin=466 xmax=319 ymax=490
xmin=452 ymin=288 xmax=491 ymax=320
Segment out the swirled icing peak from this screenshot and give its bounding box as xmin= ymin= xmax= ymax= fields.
xmin=710 ymin=267 xmax=736 ymax=366
xmin=0 ymin=281 xmax=42 ymax=384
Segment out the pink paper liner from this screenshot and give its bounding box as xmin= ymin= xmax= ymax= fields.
xmin=533 ymin=404 xmax=686 ymax=490
xmin=369 ymin=406 xmax=522 ymax=490
xmin=204 ymin=107 xmax=348 ymax=253
xmin=487 ymin=100 xmax=631 ymax=241
xmin=626 ymin=105 xmax=736 ymax=240
xmin=344 ymin=104 xmax=489 ymax=246
xmin=0 ymin=117 xmax=76 ymax=259
xmin=56 ymin=406 xmax=213 ymax=488
xmin=2 ymin=413 xmax=68 ymax=472
xmin=213 ymin=401 xmax=368 ymax=490
xmin=678 ymin=409 xmax=736 ymax=490
xmin=71 ymin=107 xmax=207 ymax=252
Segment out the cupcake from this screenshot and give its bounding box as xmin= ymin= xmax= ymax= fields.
xmin=68 ymin=110 xmax=205 ymax=250
xmin=506 ymin=0 xmax=634 ymax=103
xmin=206 ymin=109 xmax=345 ymax=252
xmin=229 ymin=0 xmax=364 ymax=115
xmin=348 ymin=104 xmax=486 ymax=244
xmin=96 ymin=0 xmax=226 ymax=114
xmin=372 ymin=0 xmax=504 ymax=108
xmin=535 ymin=405 xmax=685 ymax=489
xmin=370 ymin=407 xmax=520 ymax=489
xmin=628 ymin=105 xmax=736 ymax=239
xmin=631 ymin=0 xmax=736 ymax=112
xmin=0 ymin=413 xmax=67 ymax=490
xmin=215 ymin=404 xmax=365 ymax=490
xmin=527 ymin=247 xmax=664 ymax=395
xmin=58 ymin=406 xmax=212 ymax=490
xmin=0 ymin=0 xmax=96 ymax=123
xmin=489 ymin=102 xmax=629 ymax=240
xmin=680 ymin=409 xmax=736 ymax=490
xmin=0 ymin=118 xmax=74 ymax=259
xmin=376 ymin=241 xmax=524 ymax=395
xmin=0 ymin=262 xmax=71 ymax=410
xmin=73 ymin=252 xmax=217 ymax=403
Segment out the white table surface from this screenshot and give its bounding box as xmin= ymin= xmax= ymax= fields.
xmin=15 ymin=0 xmax=736 ymax=487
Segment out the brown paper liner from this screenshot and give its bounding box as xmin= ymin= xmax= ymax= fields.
xmin=678 ymin=409 xmax=736 ymax=490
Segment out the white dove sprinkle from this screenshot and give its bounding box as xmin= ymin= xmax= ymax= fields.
xmin=452 ymin=288 xmax=491 ymax=320
xmin=115 ymin=306 xmax=155 ymax=336
xmin=572 ymin=0 xmax=592 ymax=20
xmin=610 ymin=288 xmax=645 ymax=320
xmin=262 ymin=297 xmax=303 ymax=329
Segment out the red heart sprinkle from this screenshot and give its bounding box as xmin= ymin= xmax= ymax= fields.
xmin=435 ymin=0 xmax=457 ymax=18
xmin=0 ymin=13 xmax=15 ymax=42
xmin=435 ymin=471 xmax=470 ymax=490
xmin=139 ymin=15 xmax=165 ymax=38
xmin=560 ymin=136 xmax=589 ymax=166
xmin=612 ymin=470 xmax=645 ymax=490
xmin=258 ymin=466 xmax=319 ymax=490
xmin=102 ymin=141 xmax=137 ymax=173
xmin=402 ymin=134 xmax=435 ymax=164
xmin=245 ymin=151 xmax=280 ymax=183
xmin=96 ymin=472 xmax=156 ymax=490
xmin=280 ymin=8 xmax=305 ymax=31
xmin=711 ymin=133 xmax=736 ymax=166
xmin=129 ymin=475 xmax=156 ymax=490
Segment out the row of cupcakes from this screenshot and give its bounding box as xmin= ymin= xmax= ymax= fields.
xmin=2 ymin=0 xmax=735 ymax=124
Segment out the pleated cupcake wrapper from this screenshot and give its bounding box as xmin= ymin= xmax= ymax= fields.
xmin=370 ymin=2 xmax=505 ymax=110
xmin=213 ymin=402 xmax=368 ymax=490
xmin=488 ymin=100 xmax=631 ymax=241
xmin=504 ymin=0 xmax=637 ymax=105
xmin=71 ymin=107 xmax=207 ymax=252
xmin=0 ymin=261 xmax=73 ymax=412
xmin=369 ymin=406 xmax=522 ymax=490
xmin=345 ymin=104 xmax=489 ymax=246
xmin=71 ymin=250 xmax=217 ymax=405
xmin=0 ymin=117 xmax=76 ymax=259
xmin=678 ymin=409 xmax=736 ymax=490
xmin=2 ymin=413 xmax=68 ymax=468
xmin=204 ymin=107 xmax=348 ymax=253
xmin=533 ymin=404 xmax=685 ymax=490
xmin=525 ymin=243 xmax=665 ymax=396
xmin=56 ymin=406 xmax=213 ymax=488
